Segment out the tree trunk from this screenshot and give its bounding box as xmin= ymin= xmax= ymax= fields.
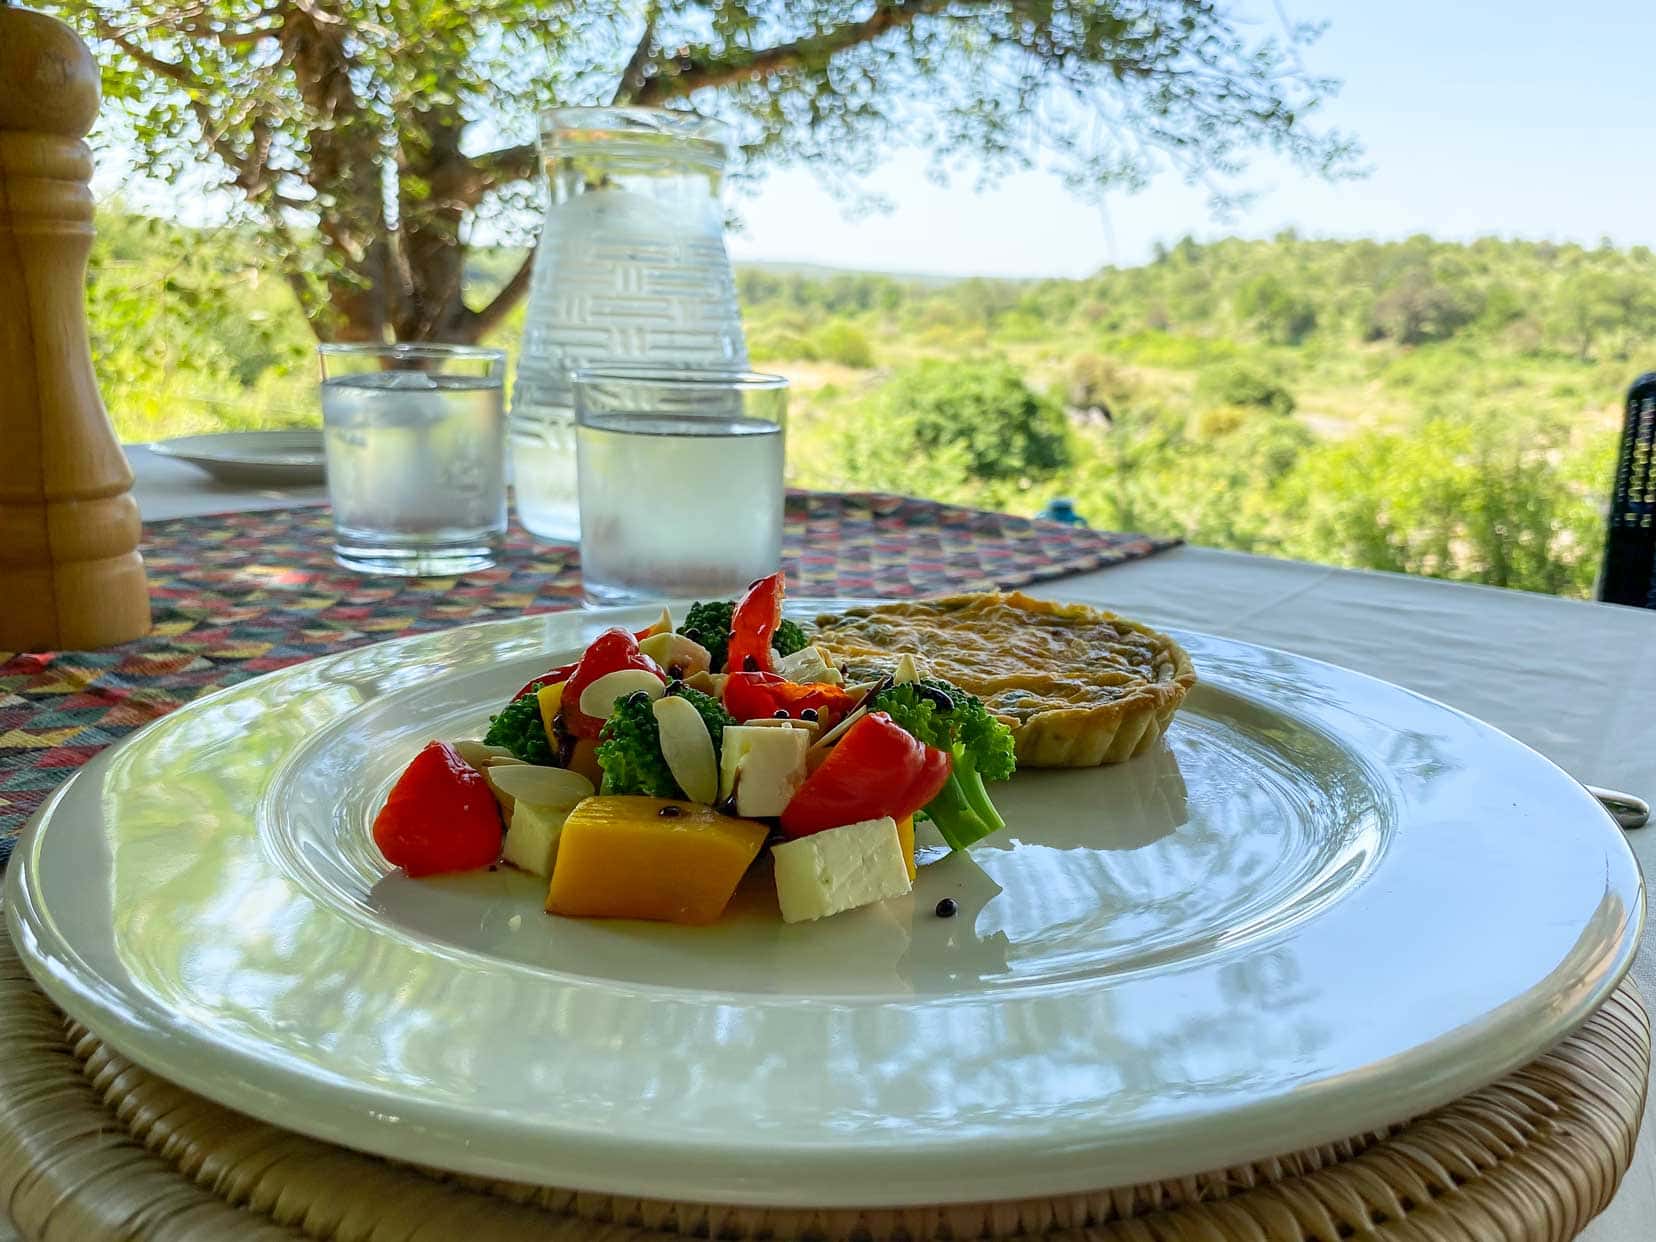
xmin=287 ymin=11 xmax=393 ymax=343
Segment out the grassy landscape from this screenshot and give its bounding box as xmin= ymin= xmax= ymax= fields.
xmin=91 ymin=210 xmax=1651 ymax=599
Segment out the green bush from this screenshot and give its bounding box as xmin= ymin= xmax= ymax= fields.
xmin=1059 ymin=353 xmax=1132 ymax=413
xmin=748 ymin=331 xmax=819 ymax=363
xmin=1194 ymin=362 xmax=1296 ymax=415
xmin=1276 ymin=412 xmax=1607 ymax=596
xmin=1236 ymin=274 xmax=1318 ymax=344
xmin=838 ymin=359 xmax=1072 ymax=491
xmin=810 ymin=322 xmax=875 ymax=367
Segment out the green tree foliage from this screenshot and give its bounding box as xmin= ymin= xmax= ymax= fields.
xmin=1277 ymin=413 xmax=1609 ymax=596
xmin=67 ymin=0 xmax=1357 ymax=344
xmin=88 ymin=212 xmax=1638 ymax=599
xmin=1366 ymin=268 xmax=1479 ymax=345
xmin=88 ymin=211 xmax=312 ymax=436
xmin=1235 ymin=273 xmax=1318 ymax=344
xmin=837 ymin=359 xmax=1071 ymax=493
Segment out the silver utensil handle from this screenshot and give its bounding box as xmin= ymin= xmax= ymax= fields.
xmin=1587 ymin=785 xmax=1650 ymax=831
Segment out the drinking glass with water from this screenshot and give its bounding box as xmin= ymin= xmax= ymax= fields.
xmin=574 ymin=370 xmax=787 ymax=604
xmin=318 ymin=343 xmax=507 ymax=575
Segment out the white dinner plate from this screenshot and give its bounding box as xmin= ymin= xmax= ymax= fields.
xmin=150 ymin=430 xmax=327 ymax=486
xmin=4 ymin=603 xmax=1643 ymax=1207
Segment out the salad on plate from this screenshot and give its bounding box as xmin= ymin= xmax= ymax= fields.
xmin=371 ymin=571 xmax=1017 ymax=925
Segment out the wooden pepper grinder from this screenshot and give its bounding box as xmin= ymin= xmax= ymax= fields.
xmin=0 ymin=0 xmax=149 ymax=650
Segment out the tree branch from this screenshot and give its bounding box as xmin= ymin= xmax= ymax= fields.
xmin=633 ymin=0 xmax=952 ymax=104
xmin=468 ymin=142 xmax=539 ymax=193
xmin=467 ymin=248 xmax=537 ymax=339
xmin=92 ymin=17 xmax=197 ymax=86
xmin=611 ymin=7 xmax=658 ymax=104
xmin=212 ymin=23 xmax=284 ymax=46
xmin=258 ymin=201 xmax=325 ymax=328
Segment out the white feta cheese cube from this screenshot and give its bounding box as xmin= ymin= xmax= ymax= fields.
xmin=774 ymin=644 xmax=844 ymax=686
xmin=502 ymin=800 xmax=571 ymax=878
xmin=771 ymin=816 xmax=913 ymax=923
xmin=718 ymin=724 xmax=810 ymax=818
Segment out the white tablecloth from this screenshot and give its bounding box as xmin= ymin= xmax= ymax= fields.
xmin=23 ymin=447 xmax=1652 ymax=1239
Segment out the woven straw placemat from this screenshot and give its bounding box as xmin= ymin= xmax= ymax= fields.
xmin=0 ymin=922 xmax=1645 ymax=1242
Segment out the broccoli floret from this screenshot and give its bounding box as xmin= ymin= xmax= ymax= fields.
xmin=483 ymin=683 xmax=557 ymax=765
xmin=679 ymin=601 xmax=736 ymax=670
xmin=867 ymin=677 xmax=1017 ymax=852
xmin=668 ymin=684 xmax=736 ymax=757
xmin=595 ymin=691 xmax=679 ymax=797
xmin=772 ymin=618 xmax=808 ymax=657
xmin=679 ymin=601 xmax=809 ymax=670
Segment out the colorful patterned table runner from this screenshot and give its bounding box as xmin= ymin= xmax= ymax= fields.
xmin=0 ymin=492 xmax=1176 ymax=861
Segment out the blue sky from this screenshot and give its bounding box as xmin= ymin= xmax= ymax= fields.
xmin=725 ymin=0 xmax=1656 ymax=276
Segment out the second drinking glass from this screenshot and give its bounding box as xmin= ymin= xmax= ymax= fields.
xmin=318 ymin=343 xmax=507 ymax=575
xmin=573 ymin=369 xmax=788 ymax=604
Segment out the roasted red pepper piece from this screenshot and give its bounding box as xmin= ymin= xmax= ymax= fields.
xmin=779 ymin=712 xmax=952 ymax=838
xmin=560 ymin=627 xmax=665 ymax=739
xmin=510 ymin=660 xmax=578 ymax=703
xmin=723 ymin=671 xmax=862 ymax=725
xmin=372 ymin=741 xmax=503 ymax=877
xmin=725 ymin=572 xmax=784 ymax=674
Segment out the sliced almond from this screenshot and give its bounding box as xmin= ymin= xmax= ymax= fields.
xmin=578 ymin=668 xmax=666 ymax=719
xmin=638 ymin=632 xmax=713 ymax=680
xmin=651 ymin=695 xmax=718 ymax=804
xmin=486 ymin=763 xmax=595 ymax=810
xmin=477 ymin=753 xmax=530 ymax=817
xmin=810 ymin=700 xmax=872 ymax=756
xmin=893 ymin=653 xmax=921 ymax=684
xmin=451 ymin=739 xmax=517 ymax=772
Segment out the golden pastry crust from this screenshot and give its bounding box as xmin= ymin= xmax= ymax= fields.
xmin=811 ymin=592 xmax=1196 ymax=768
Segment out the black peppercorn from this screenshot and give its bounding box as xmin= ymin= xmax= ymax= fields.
xmin=658 ymin=805 xmax=683 ymax=818
xmin=800 ymin=708 xmax=819 ymax=722
xmin=772 ymin=708 xmax=790 ymax=719
xmin=935 ymin=898 xmax=959 ymax=918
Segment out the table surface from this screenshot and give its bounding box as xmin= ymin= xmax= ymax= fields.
xmin=16 ymin=445 xmax=1653 ymax=1240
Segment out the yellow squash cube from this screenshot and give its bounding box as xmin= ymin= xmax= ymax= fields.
xmin=896 ymin=815 xmax=916 ymax=882
xmin=535 ymin=681 xmax=565 ymax=742
xmin=547 ymin=797 xmax=769 ymax=925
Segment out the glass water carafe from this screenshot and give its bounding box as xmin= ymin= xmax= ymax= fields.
xmin=509 ymin=107 xmax=748 ymax=541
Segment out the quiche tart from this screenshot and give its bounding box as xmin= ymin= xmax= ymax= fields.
xmin=811 ymin=592 xmax=1196 ymax=768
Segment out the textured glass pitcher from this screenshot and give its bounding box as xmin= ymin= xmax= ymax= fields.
xmin=509 ymin=107 xmax=748 ymax=541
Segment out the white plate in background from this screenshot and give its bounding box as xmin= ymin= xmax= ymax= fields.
xmin=149 ymin=430 xmax=326 ymax=486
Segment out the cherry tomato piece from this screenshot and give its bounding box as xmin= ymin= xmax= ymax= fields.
xmin=372 ymin=741 xmax=503 ymax=877
xmin=560 ymin=627 xmax=665 ymax=739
